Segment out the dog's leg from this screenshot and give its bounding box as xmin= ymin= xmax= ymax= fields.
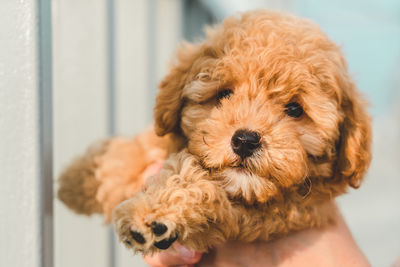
xmin=58 ymin=127 xmax=173 ymax=221
xmin=231 ymin=197 xmax=337 ymax=243
xmin=113 ymin=150 xmax=237 ymax=254
xmin=58 ymin=140 xmax=109 ymax=216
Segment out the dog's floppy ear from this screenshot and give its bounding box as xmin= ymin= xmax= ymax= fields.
xmin=154 ymin=43 xmax=203 ymax=136
xmin=336 ymin=80 xmax=372 ymax=188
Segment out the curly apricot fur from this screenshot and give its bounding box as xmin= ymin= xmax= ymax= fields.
xmin=58 ymin=11 xmax=371 ymax=253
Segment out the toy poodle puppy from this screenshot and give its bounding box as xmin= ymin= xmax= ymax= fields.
xmin=58 ymin=10 xmax=371 ymax=255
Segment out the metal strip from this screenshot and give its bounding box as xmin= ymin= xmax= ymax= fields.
xmin=38 ymin=0 xmax=53 ymax=267
xmin=107 ymin=0 xmax=117 ymax=266
xmin=107 ymin=0 xmax=117 ymax=136
xmin=147 ymin=0 xmax=157 ymax=121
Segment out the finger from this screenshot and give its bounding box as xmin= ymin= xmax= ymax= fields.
xmin=143 ymin=251 xmax=201 ymax=267
xmin=143 ymin=243 xmax=202 ymax=267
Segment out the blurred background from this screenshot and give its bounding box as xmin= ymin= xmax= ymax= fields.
xmin=53 ymin=1 xmax=400 ymax=266
xmin=1 ymin=0 xmax=399 ymax=267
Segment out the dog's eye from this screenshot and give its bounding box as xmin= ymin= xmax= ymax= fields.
xmin=216 ymin=89 xmax=233 ymax=102
xmin=285 ymin=102 xmax=304 ymax=118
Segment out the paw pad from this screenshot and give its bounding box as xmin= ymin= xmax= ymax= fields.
xmin=151 ymin=222 xmax=168 ymax=236
xmin=153 ymin=234 xmax=178 ymax=250
xmin=130 ymin=230 xmax=146 ymax=244
xmin=120 ymin=219 xmax=178 ymax=251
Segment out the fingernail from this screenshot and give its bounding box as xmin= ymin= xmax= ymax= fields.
xmin=176 ymin=244 xmax=196 ymax=259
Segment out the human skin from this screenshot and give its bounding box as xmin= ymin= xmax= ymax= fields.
xmin=143 ymin=211 xmax=370 ymax=267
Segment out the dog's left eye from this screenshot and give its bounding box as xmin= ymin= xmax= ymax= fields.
xmin=216 ymin=89 xmax=233 ymax=102
xmin=285 ymin=102 xmax=304 ymax=118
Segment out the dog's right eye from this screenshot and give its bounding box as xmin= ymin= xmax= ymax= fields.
xmin=217 ymin=89 xmax=233 ymax=102
xmin=285 ymin=102 xmax=304 ymax=118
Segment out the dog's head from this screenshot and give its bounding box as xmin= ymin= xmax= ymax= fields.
xmin=154 ymin=11 xmax=371 ymax=203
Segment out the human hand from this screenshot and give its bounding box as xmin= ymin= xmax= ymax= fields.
xmin=198 ymin=212 xmax=369 ymax=267
xmin=144 ymin=212 xmax=369 ymax=267
xmin=143 ymin=243 xmax=202 ymax=267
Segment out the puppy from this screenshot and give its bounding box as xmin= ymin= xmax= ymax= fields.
xmin=58 ymin=10 xmax=371 ymax=255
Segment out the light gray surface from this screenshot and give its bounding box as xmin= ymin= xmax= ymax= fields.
xmin=53 ymin=0 xmax=183 ymax=266
xmin=53 ymin=0 xmax=111 ymax=266
xmin=112 ymin=0 xmax=183 ymax=266
xmin=338 ymin=114 xmax=400 ymax=267
xmin=0 ymin=1 xmax=52 ymax=267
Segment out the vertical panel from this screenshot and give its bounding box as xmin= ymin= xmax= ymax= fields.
xmin=106 ymin=1 xmax=118 ymax=266
xmin=112 ymin=1 xmax=183 ymax=266
xmin=113 ymin=0 xmax=183 ymax=134
xmin=112 ymin=0 xmax=151 ymax=266
xmin=153 ymin=0 xmax=183 ymax=105
xmin=114 ymin=0 xmax=150 ymax=136
xmin=0 ymin=0 xmax=52 ymax=267
xmin=53 ymin=1 xmax=110 ymax=267
xmin=38 ymin=0 xmax=54 ymax=266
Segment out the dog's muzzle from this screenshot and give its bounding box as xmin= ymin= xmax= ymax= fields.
xmin=231 ymin=129 xmax=262 ymax=159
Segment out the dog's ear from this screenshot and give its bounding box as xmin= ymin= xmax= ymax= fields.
xmin=154 ymin=43 xmax=203 ymax=136
xmin=336 ymin=80 xmax=372 ymax=188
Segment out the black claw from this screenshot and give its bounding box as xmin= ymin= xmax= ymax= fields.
xmin=151 ymin=222 xmax=168 ymax=236
xmin=154 ymin=234 xmax=178 ymax=250
xmin=130 ymin=230 xmax=146 ymax=244
xmin=125 ymin=240 xmax=132 ymax=246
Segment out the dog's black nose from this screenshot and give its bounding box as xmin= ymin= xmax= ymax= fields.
xmin=231 ymin=129 xmax=262 ymax=158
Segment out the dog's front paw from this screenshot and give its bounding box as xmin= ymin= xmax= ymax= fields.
xmin=128 ymin=221 xmax=178 ymax=250
xmin=112 ymin=194 xmax=180 ymax=254
xmin=149 ymin=221 xmax=178 ymax=249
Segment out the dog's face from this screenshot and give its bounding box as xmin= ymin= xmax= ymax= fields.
xmin=154 ymin=11 xmax=371 ymax=203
